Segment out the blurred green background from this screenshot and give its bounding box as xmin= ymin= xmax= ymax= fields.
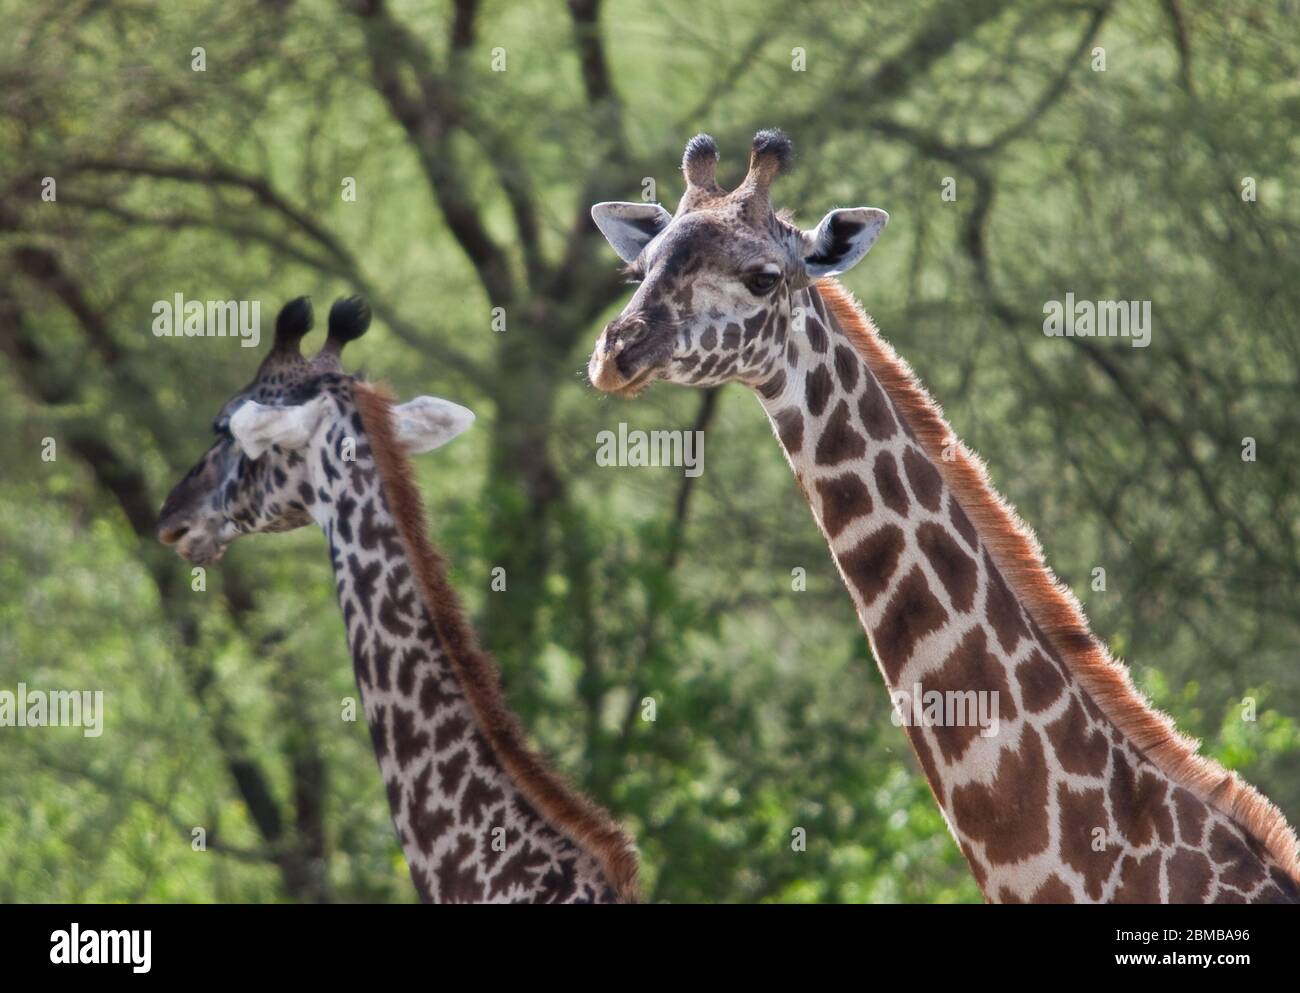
xmin=1 ymin=0 xmax=1298 ymax=903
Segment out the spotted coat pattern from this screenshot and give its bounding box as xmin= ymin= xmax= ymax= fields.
xmin=755 ymin=287 xmax=1299 ymax=903
xmin=586 ymin=132 xmax=1300 ymax=903
xmin=314 ymin=387 xmax=615 ymax=902
xmin=158 ymin=298 xmax=623 ymax=902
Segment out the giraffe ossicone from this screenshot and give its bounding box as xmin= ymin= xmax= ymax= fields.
xmin=586 ymin=129 xmax=1300 ymax=903
xmin=158 ymin=294 xmax=638 ymax=903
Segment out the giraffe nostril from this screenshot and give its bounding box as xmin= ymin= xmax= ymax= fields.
xmin=606 ymin=317 xmax=648 ymax=351
xmin=158 ymin=525 xmax=189 ymax=545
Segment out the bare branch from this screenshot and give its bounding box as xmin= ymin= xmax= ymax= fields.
xmin=568 ymin=0 xmax=618 ymax=110
xmin=979 ymin=3 xmax=1112 ymax=152
xmin=348 ymin=0 xmax=519 ymax=308
xmin=56 ymin=164 xmax=490 ymax=389
xmin=449 ymin=0 xmax=477 ymax=51
xmin=853 ymin=0 xmax=1018 ymax=110
xmin=68 ymin=158 xmax=354 ymax=268
xmin=1161 ymin=0 xmax=1195 ymax=93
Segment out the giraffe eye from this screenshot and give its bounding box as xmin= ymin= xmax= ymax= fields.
xmin=744 ymin=271 xmax=781 ymax=295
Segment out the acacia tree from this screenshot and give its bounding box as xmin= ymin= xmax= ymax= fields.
xmin=3 ymin=0 xmax=1297 ymax=901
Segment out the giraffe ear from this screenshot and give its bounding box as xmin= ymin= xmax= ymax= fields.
xmin=803 ymin=207 xmax=889 ymax=277
xmin=229 ymin=395 xmax=332 ymax=460
xmin=591 ymin=202 xmax=672 ymax=263
xmin=391 ymin=396 xmax=475 ymax=455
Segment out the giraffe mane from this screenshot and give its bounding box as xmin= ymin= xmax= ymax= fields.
xmin=817 ymin=277 xmax=1300 ymax=883
xmin=352 ymin=380 xmax=641 ymax=902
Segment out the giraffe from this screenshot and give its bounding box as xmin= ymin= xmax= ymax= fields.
xmin=156 ymin=295 xmax=637 ymax=903
xmin=584 ymin=129 xmax=1300 ymax=903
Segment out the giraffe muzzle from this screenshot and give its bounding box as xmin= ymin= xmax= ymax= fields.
xmin=587 ymin=316 xmax=672 ymax=396
xmin=156 ymin=512 xmax=233 ymax=564
xmin=172 ymin=530 xmax=229 ymax=565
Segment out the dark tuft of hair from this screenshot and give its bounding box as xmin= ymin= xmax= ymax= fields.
xmin=684 ymin=133 xmax=718 ymax=163
xmin=275 ymin=296 xmax=314 ymax=341
xmin=751 ymin=128 xmax=793 ymax=171
xmin=328 ymin=295 xmax=371 ymax=343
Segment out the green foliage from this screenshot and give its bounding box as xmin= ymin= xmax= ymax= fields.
xmin=1 ymin=0 xmax=1298 ymax=903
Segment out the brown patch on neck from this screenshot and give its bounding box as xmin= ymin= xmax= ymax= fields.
xmin=814 ymin=278 xmax=1300 ymax=884
xmin=352 ymin=381 xmax=640 ymax=902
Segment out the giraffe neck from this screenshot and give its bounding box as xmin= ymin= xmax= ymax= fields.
xmin=751 ymin=280 xmax=1299 ymax=903
xmin=312 ymin=382 xmax=637 ymax=902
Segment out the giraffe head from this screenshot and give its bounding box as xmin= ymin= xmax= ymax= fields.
xmin=155 ymin=295 xmax=474 ymax=564
xmin=587 ymin=129 xmax=887 ymax=396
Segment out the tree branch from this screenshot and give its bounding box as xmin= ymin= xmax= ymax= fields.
xmin=348 ymin=0 xmax=518 ymax=308
xmin=0 ymin=273 xmax=327 ymax=898
xmin=55 ymin=164 xmax=490 ymax=389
